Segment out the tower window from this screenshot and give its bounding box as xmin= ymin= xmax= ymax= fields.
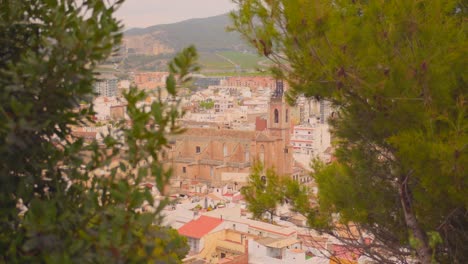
xmin=223 ymin=143 xmax=228 ymax=157
xmin=196 ymin=146 xmax=201 ymax=153
xmin=285 ymin=109 xmax=289 ymax=122
xmin=274 ymin=109 xmax=279 ymax=123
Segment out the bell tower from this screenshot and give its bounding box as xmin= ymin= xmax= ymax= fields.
xmin=268 ymin=80 xmax=289 ymax=139
xmin=267 ymin=80 xmax=292 ymax=175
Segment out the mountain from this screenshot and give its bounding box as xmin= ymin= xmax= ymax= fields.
xmin=123 ymin=13 xmax=250 ymax=54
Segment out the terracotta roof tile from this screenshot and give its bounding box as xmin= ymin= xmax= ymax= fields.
xmin=178 ymin=216 xmax=223 ymax=239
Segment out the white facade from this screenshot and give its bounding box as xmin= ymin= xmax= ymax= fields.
xmin=214 ymin=96 xmax=235 ymax=113
xmin=291 ymin=122 xmax=332 ymax=168
xmin=94 ymin=75 xmax=118 ymax=97
xmin=291 ymin=126 xmax=315 ymax=155
xmin=248 ymin=239 xmax=311 ymax=264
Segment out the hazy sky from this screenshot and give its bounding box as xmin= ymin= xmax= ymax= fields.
xmin=115 ymin=0 xmax=237 ymax=29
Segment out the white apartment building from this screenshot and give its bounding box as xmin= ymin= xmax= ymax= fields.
xmin=93 ymin=74 xmax=118 ymax=97
xmin=214 ymin=96 xmax=235 ymax=113
xmin=291 ymin=126 xmax=315 ymax=155
xmin=291 ymin=121 xmax=331 ymax=167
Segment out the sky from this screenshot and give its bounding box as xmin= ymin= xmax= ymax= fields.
xmin=115 ymin=0 xmax=237 ymax=29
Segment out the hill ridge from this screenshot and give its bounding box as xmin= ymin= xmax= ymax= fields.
xmin=123 ymin=13 xmax=249 ymax=53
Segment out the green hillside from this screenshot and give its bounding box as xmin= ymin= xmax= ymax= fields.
xmin=125 ymin=14 xmax=249 ymax=52
xmin=122 ymin=14 xmax=270 ymax=74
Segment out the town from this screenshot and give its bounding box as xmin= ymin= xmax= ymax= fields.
xmin=75 ymin=72 xmax=345 ymax=263
xmin=2 ymin=1 xmax=464 ymax=263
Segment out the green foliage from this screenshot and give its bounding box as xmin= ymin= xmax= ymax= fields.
xmin=231 ymin=0 xmax=467 ymax=263
xmin=122 ymin=54 xmax=174 ymax=71
xmin=242 ymin=162 xmax=312 ymax=224
xmin=241 ymin=162 xmax=285 ymax=222
xmin=199 ymin=99 xmax=215 ymax=110
xmin=0 ymin=1 xmax=201 ymax=262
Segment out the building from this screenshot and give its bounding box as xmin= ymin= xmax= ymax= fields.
xmin=133 ymin=71 xmax=168 ymax=85
xmin=178 ymin=205 xmax=301 ymax=264
xmin=93 ymin=96 xmax=126 ymax=121
xmin=290 ymin=126 xmax=315 ymax=155
xmin=214 ymin=96 xmax=235 ymax=113
xmin=178 ymin=215 xmax=225 ymax=255
xmin=248 ymin=237 xmax=307 ymax=264
xmin=93 ymin=74 xmax=118 ymax=97
xmin=221 ymin=76 xmax=277 ymax=91
xmin=165 ymin=80 xmax=295 ymax=187
xmin=110 ymin=104 xmax=126 ymax=120
xmin=193 ymin=76 xmax=225 ymax=88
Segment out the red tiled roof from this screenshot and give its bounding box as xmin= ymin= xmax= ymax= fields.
xmin=232 ymin=194 xmax=244 ymax=202
xmin=178 ymin=216 xmax=223 ymax=239
xmin=331 ymin=244 xmax=362 ymax=261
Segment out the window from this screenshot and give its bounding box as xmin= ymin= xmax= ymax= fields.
xmin=274 ymin=109 xmax=279 ymax=123
xmin=285 ymin=109 xmax=289 ymax=122
xmin=183 ymin=167 xmax=186 ymax=173
xmin=196 ymin=146 xmax=201 ymax=153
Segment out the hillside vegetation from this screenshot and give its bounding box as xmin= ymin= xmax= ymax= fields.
xmin=121 ymin=14 xmax=269 ymax=74
xmin=124 ymin=14 xmax=249 ymax=53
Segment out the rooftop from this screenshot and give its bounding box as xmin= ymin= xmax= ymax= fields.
xmin=178 ymin=215 xmax=223 ymax=239
xmin=256 ymin=236 xmax=299 ymax=248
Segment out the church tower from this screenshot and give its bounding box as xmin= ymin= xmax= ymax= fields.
xmin=266 ymin=80 xmax=292 ymax=176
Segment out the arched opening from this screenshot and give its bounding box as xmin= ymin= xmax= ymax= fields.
xmin=259 ymin=144 xmax=265 ymax=163
xmin=274 ymin=109 xmax=279 ymax=123
xmin=223 ymin=143 xmax=228 ymax=157
xmin=285 ymin=109 xmax=289 ymax=123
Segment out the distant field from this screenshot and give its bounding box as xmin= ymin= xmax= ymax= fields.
xmin=198 ymin=52 xmax=235 ymax=71
xmin=198 ymin=51 xmax=271 ymax=73
xmin=119 ymin=51 xmax=272 ymax=75
xmin=217 ymin=51 xmax=266 ymax=69
xmin=202 ymin=71 xmax=271 ymax=77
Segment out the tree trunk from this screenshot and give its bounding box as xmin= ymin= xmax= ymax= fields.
xmin=398 ymin=179 xmax=434 ymax=264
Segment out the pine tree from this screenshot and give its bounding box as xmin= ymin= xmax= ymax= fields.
xmin=231 ymin=1 xmax=467 ymax=263
xmin=0 ymin=1 xmax=199 ymax=262
xmin=241 ymin=162 xmax=284 ymax=222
